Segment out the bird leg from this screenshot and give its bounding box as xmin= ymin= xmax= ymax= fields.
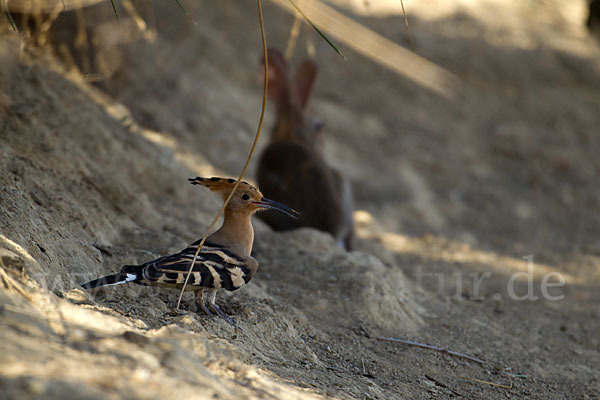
xmin=195 ymin=289 xmax=213 ymax=315
xmin=205 ymin=288 xmax=239 ymax=328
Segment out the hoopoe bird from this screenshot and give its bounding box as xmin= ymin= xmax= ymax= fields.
xmin=81 ymin=177 xmax=298 ymax=326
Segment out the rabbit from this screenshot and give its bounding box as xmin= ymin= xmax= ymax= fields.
xmin=256 ymin=48 xmax=355 ymax=251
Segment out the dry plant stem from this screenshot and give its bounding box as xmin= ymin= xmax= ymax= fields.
xmin=425 ymin=375 xmax=462 ymax=397
xmin=173 ymin=0 xmax=198 ymax=26
xmin=37 ymin=2 xmax=64 ymax=47
xmin=376 ymin=336 xmax=487 ymax=366
xmin=123 ymin=0 xmax=150 ymax=38
xmin=57 ymin=42 xmax=81 ymax=73
xmin=1 ymin=0 xmax=16 ymax=31
xmin=0 ymin=267 xmax=32 ymax=301
xmin=284 ymin=3 xmax=302 ymax=60
xmin=399 ymin=0 xmax=415 ymax=52
xmin=109 ymin=0 xmax=120 ymax=25
xmin=459 ymin=376 xmax=512 ymax=389
xmin=271 ymin=0 xmax=458 ymax=98
xmin=176 ymin=0 xmax=269 ymax=309
xmin=286 ymin=0 xmax=345 ymax=59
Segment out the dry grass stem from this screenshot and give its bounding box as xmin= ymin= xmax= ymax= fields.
xmin=398 ymin=0 xmax=415 ymax=52
xmin=176 ymin=0 xmax=269 ymax=309
xmin=271 ymin=0 xmax=460 ymax=98
xmin=376 ymin=336 xmax=487 ymax=365
xmin=284 ymin=3 xmax=302 ymax=60
xmin=459 ymin=376 xmax=512 ymax=389
xmin=0 ymin=267 xmax=32 ymax=300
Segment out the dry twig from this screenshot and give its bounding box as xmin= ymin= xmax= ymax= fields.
xmin=375 ymin=336 xmax=486 ymax=366
xmin=399 ymin=0 xmax=415 ymax=52
xmin=0 ymin=267 xmax=32 ymax=301
xmin=459 ymin=376 xmax=512 ymax=389
xmin=425 ymin=374 xmax=462 ymax=397
xmin=284 ymin=1 xmax=303 ymax=60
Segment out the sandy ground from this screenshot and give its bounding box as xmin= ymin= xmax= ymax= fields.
xmin=1 ymin=0 xmax=599 ymax=398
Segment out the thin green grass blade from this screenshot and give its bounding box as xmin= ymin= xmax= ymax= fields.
xmin=287 ymin=0 xmax=346 ymax=60
xmin=61 ymin=0 xmax=67 ymax=11
xmin=109 ymin=0 xmax=120 ymax=25
xmin=173 ymin=0 xmax=198 ymax=26
xmin=1 ymin=0 xmax=17 ymax=31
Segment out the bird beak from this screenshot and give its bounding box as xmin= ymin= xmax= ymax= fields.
xmin=253 ymin=198 xmax=299 ymax=219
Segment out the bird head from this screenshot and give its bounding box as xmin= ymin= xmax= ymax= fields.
xmin=188 ymin=177 xmax=299 ymax=219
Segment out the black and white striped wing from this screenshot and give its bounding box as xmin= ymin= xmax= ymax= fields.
xmin=138 ymin=242 xmax=252 ymax=291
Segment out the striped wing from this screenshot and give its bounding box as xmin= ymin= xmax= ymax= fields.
xmin=138 ymin=242 xmax=251 ymax=291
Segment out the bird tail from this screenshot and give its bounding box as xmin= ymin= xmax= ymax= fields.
xmin=81 ymin=265 xmax=142 ymax=289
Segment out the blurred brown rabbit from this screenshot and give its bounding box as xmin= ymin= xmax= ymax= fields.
xmin=256 ymin=48 xmax=355 ymax=250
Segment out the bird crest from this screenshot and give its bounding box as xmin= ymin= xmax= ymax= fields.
xmin=188 ymin=177 xmax=261 ymax=199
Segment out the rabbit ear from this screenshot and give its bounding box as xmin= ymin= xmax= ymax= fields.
xmin=292 ymin=59 xmax=317 ymax=110
xmin=262 ymin=48 xmax=290 ymax=104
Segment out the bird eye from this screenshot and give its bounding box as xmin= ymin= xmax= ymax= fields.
xmin=242 ymin=194 xmax=250 ymax=201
